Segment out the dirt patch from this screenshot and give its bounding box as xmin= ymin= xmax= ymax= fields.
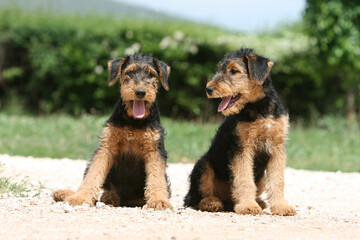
xmin=0 ymin=154 xmax=359 ymax=240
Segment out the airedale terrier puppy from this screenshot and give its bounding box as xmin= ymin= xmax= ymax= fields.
xmin=184 ymin=48 xmax=296 ymax=216
xmin=52 ymin=54 xmax=172 ymax=210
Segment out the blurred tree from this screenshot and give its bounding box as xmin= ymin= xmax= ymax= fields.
xmin=305 ymin=0 xmax=360 ymax=125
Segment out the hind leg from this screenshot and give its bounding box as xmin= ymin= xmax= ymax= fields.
xmin=100 ymin=190 xmax=121 ymax=207
xmin=199 ymin=196 xmax=224 ymax=212
xmin=256 ymin=176 xmax=267 ymax=209
xmin=123 ymin=198 xmax=146 ymax=207
xmin=198 ymin=162 xmax=224 ymax=212
xmin=51 ymin=189 xmax=75 ymax=202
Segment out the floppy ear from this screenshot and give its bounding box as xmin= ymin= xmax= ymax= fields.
xmin=245 ymin=54 xmax=274 ymax=84
xmin=155 ymin=60 xmax=170 ymax=91
xmin=107 ymin=56 xmax=129 ymax=86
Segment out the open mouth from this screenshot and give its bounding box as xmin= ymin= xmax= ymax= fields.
xmin=130 ymin=100 xmax=146 ymax=119
xmin=217 ymin=93 xmax=241 ymax=112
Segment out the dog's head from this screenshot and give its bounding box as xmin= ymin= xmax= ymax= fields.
xmin=205 ymin=48 xmax=273 ymax=116
xmin=107 ymin=54 xmax=170 ymax=119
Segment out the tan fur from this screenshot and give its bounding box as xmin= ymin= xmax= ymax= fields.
xmin=230 ymin=115 xmax=295 ymax=215
xmin=236 ymin=115 xmax=289 ymax=151
xmin=144 ymin=65 xmax=159 ymax=78
xmin=104 ymin=124 xmax=161 ymax=154
xmin=199 ymin=163 xmax=232 ymax=201
xmin=199 ymin=162 xmax=215 ymax=198
xmin=143 ymin=156 xmax=172 ymax=210
xmin=231 ymin=145 xmax=263 ymax=215
xmin=206 ymin=59 xmax=265 ymax=116
xmin=201 ymin=52 xmax=295 ymax=215
xmin=213 ymin=177 xmax=231 ymax=201
xmin=166 ymin=66 xmax=171 ymax=78
xmin=53 ymin=57 xmax=171 ymax=210
xmin=198 ymin=197 xmax=224 ymax=212
xmin=155 ymin=61 xmax=170 ymax=91
xmin=265 ymin=61 xmax=274 ymax=79
xmin=123 ymin=63 xmax=138 ymax=74
xmin=59 ymin=123 xmax=171 ymax=208
xmin=100 ymin=190 xmax=121 ymax=207
xmin=263 ymin=116 xmax=296 ymax=215
xmin=104 ymin=124 xmax=171 ymax=210
xmin=226 ymin=61 xmax=246 ymax=74
xmin=143 ymin=146 xmax=172 ymax=210
xmin=108 ymin=56 xmax=129 ymax=86
xmin=256 ymin=176 xmax=267 ymax=209
xmin=65 ymin=134 xmax=117 ymax=206
xmin=51 ymin=189 xmax=75 ymax=202
xmin=120 ymin=65 xmax=159 ymax=119
xmin=198 ymin=163 xmax=230 ymax=212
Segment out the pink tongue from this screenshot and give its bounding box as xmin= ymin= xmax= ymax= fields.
xmin=217 ymin=96 xmax=232 ymax=112
xmin=132 ymin=100 xmax=145 ymax=118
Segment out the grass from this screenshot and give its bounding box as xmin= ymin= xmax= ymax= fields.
xmin=0 ymin=114 xmax=106 ymax=160
xmin=163 ymin=118 xmax=217 ymax=162
xmin=0 ymin=113 xmax=359 ymax=172
xmin=0 ymin=172 xmax=45 ymax=198
xmin=287 ymin=117 xmax=360 ymax=172
xmin=0 ymin=176 xmax=30 ymax=197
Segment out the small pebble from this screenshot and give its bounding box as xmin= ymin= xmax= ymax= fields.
xmin=96 ymin=202 xmax=106 ymax=208
xmin=63 ymin=203 xmax=74 ymax=213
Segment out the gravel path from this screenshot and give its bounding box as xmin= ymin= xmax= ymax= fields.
xmin=0 ymin=154 xmax=359 ymax=240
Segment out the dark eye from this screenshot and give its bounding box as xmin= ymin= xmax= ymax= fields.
xmin=128 ymin=71 xmax=135 ymax=78
xmin=230 ymin=69 xmax=239 ymax=75
xmin=146 ymin=73 xmax=154 ymax=79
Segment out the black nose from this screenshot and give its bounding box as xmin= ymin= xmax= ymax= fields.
xmin=206 ymin=86 xmax=214 ymax=95
xmin=135 ymin=89 xmax=146 ymax=98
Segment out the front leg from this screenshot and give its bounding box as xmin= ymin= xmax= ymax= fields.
xmin=231 ymin=148 xmax=263 ymax=215
xmin=65 ymin=147 xmax=115 ymax=206
xmin=143 ymin=150 xmax=172 ymax=210
xmin=265 ymin=145 xmax=296 ymax=216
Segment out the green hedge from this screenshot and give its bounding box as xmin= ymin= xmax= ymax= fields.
xmin=0 ymin=8 xmax=352 ymax=120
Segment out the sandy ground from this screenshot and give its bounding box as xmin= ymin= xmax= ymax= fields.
xmin=0 ymin=154 xmax=359 ymax=240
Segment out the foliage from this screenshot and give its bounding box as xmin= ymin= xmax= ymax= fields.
xmin=304 ymin=0 xmax=360 ymax=120
xmin=305 ymin=0 xmax=360 ymax=71
xmin=0 ymin=8 xmax=315 ymax=119
xmin=0 ymin=113 xmax=359 ymax=172
xmin=0 ymin=7 xmax=357 ymax=120
xmin=0 ymin=0 xmax=173 ymax=20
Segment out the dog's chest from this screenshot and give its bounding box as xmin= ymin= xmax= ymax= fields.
xmin=105 ymin=124 xmax=160 ymax=152
xmin=235 ymin=115 xmax=289 ymax=151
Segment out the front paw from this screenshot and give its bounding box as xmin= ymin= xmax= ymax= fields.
xmin=235 ymin=201 xmax=264 ymax=215
xmin=51 ymin=189 xmax=75 ymax=202
xmin=271 ymin=202 xmax=296 ymax=216
xmin=144 ymin=199 xmax=173 ymax=210
xmin=64 ymin=193 xmax=95 ymax=207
